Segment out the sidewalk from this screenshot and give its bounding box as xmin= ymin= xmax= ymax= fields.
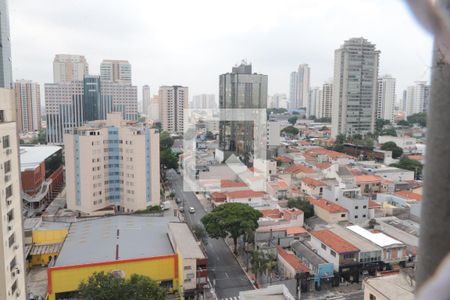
xmin=195 ymin=193 xmax=213 ymax=212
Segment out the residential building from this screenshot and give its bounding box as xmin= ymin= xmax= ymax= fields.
xmin=318 ymin=82 xmax=332 ymax=119
xmin=167 ymin=222 xmax=208 ymax=297
xmin=64 ymin=113 xmax=160 ymax=214
xmin=300 ymin=177 xmax=327 ymax=197
xmin=270 ymin=93 xmax=288 ymax=109
xmin=310 ymin=230 xmax=360 ymax=281
xmin=355 ymin=175 xmax=383 ymax=196
xmin=378 ymin=136 xmax=417 ymax=154
xmin=20 ymin=146 xmax=64 ymax=217
xmin=0 ymin=88 xmax=26 ymax=299
xmin=211 ymin=190 xmax=267 ymax=208
xmin=331 ymin=38 xmax=380 ymax=137
xmin=308 ymin=198 xmax=348 ymax=224
xmin=277 ymin=246 xmax=310 ymax=280
xmin=309 ymin=87 xmax=321 ymax=118
xmin=363 ymin=273 xmax=415 ymax=300
xmin=47 ymin=216 xmax=182 ymax=300
xmin=101 ymin=80 xmax=138 ymax=121
xmin=289 ymin=64 xmax=310 ymax=110
xmin=405 ymin=81 xmax=430 ymax=116
xmin=377 ymin=75 xmax=396 ymax=122
xmin=100 ymin=59 xmax=132 ymax=84
xmin=0 ymin=0 xmax=12 ymax=88
xmin=218 ymin=62 xmax=268 ymax=163
xmin=192 ymin=94 xmax=216 ymax=109
xmin=53 ymin=54 xmax=89 ymax=83
xmin=149 ymin=95 xmax=160 ymax=122
xmin=14 ymin=80 xmax=41 ymax=133
xmin=159 ymin=85 xmax=188 ymax=134
xmin=291 ymin=240 xmax=334 ymax=288
xmin=142 ymin=85 xmax=150 ymax=116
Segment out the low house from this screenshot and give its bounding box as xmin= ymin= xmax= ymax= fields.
xmin=308 ymin=198 xmax=348 ymax=224
xmin=277 ymin=246 xmax=310 ymax=280
xmin=346 ymin=225 xmax=407 ymax=267
xmin=256 ymin=225 xmax=307 ymax=248
xmin=282 ymin=164 xmax=318 ymax=181
xmin=300 ymin=177 xmax=327 ymax=197
xmin=376 ymin=192 xmax=422 ymax=219
xmin=211 ymin=190 xmax=267 ymax=208
xmin=258 ymin=208 xmax=304 ymax=228
xmin=355 ymin=175 xmax=383 ymax=196
xmin=291 ymin=241 xmax=334 ymax=288
xmin=363 ymin=272 xmax=415 ymax=300
xmin=267 ymin=179 xmax=289 ymax=200
xmin=310 ymin=230 xmax=360 ymax=282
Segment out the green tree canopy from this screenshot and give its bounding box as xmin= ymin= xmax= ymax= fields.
xmin=315 ymin=117 xmax=331 ymax=123
xmin=288 ymin=116 xmax=298 ymax=125
xmin=160 ymin=149 xmax=178 ymax=170
xmin=287 ymin=197 xmax=314 ymax=218
xmin=390 ymin=157 xmax=423 ymax=178
xmin=381 ymin=141 xmax=403 ymax=159
xmin=407 ymin=112 xmax=426 ymax=127
xmin=281 ymin=126 xmax=299 ymax=136
xmin=397 ymin=120 xmax=410 ymax=127
xmin=78 ymin=272 xmax=165 ymax=300
xmin=201 ymin=203 xmax=262 ymax=254
xmin=160 ymin=132 xmax=174 ymax=149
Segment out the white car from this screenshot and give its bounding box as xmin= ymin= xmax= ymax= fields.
xmin=189 ymin=207 xmax=196 ymax=214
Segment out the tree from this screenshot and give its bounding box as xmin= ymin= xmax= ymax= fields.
xmin=407 ymin=112 xmax=426 ymax=127
xmin=160 ymin=149 xmax=178 ymax=170
xmin=160 ymin=131 xmax=174 ymax=149
xmin=316 ymin=117 xmax=331 ymax=123
xmin=205 ymin=131 xmax=215 ymax=140
xmin=201 ymin=203 xmax=262 ymax=255
xmin=288 ymin=116 xmax=298 ymax=126
xmin=335 ymin=133 xmax=346 ymax=145
xmin=78 ymin=272 xmax=165 ymax=300
xmin=281 ymin=126 xmax=299 ymax=136
xmin=292 ymin=111 xmax=300 ymax=115
xmin=192 ymin=223 xmax=208 ymax=245
xmin=381 ymin=128 xmax=397 ymax=137
xmin=381 ymin=141 xmax=403 ymax=159
xmin=319 ymin=126 xmax=329 ymax=131
xmin=308 ymin=115 xmax=316 ymax=120
xmin=287 ymin=197 xmax=314 ymax=218
xmin=151 ymin=122 xmax=162 ymax=131
xmin=390 ymin=157 xmax=423 ymax=178
xmin=250 ymin=250 xmax=268 ymax=286
xmin=375 ymin=119 xmax=391 ymax=133
xmin=397 ymin=120 xmax=410 ymax=127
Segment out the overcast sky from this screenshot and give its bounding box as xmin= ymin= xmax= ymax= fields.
xmin=10 ymin=0 xmax=432 ymax=101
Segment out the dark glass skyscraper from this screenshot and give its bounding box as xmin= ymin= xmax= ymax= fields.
xmin=0 ymin=0 xmax=12 ymax=88
xmin=83 ymin=75 xmax=112 ymax=122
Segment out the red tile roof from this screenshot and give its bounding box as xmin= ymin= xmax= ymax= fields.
xmin=309 ymin=198 xmax=348 ymax=213
xmin=283 ymin=164 xmax=315 ymax=174
xmin=394 ymin=190 xmax=422 ymax=201
xmin=355 ymin=175 xmax=383 ymax=184
xmin=220 ymin=180 xmax=247 ymax=188
xmin=225 ymin=190 xmax=266 ymax=199
xmin=368 ymin=200 xmax=382 ymax=209
xmin=407 ymin=155 xmax=424 ymax=161
xmin=311 ymin=230 xmax=359 ymax=253
xmin=274 ymin=156 xmax=293 ymax=163
xmin=302 ymin=177 xmax=327 ymax=187
xmin=277 ymin=246 xmax=310 ymax=273
xmin=315 ymin=162 xmax=332 ymax=170
xmin=260 ymin=209 xmax=282 ymax=218
xmin=211 ymin=192 xmax=226 ymax=202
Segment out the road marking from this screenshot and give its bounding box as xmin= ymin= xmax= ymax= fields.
xmin=225 ymin=272 xmax=229 ymax=279
xmin=220 ymin=297 xmax=239 ymax=300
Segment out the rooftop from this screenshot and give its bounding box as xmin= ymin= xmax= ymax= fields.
xmin=347 ymin=225 xmax=403 ymax=248
xmin=225 ymin=190 xmax=266 ymax=199
xmin=291 ymin=240 xmax=327 ymax=267
xmin=394 ymin=190 xmax=422 ymax=201
xmin=240 ymin=284 xmax=295 ymax=300
xmin=220 ymin=180 xmax=247 ymax=188
xmin=364 ymin=273 xmax=415 ymax=300
xmin=277 ymin=246 xmax=310 ymax=273
xmin=20 ymin=146 xmax=62 ymax=172
xmin=301 ymin=177 xmax=327 ymax=187
xmin=283 ymin=164 xmax=315 ymax=174
xmin=309 ymin=198 xmax=348 ymax=214
xmin=355 ymin=175 xmax=383 ymax=183
xmin=168 ymin=222 xmax=205 ymax=259
xmin=329 ymin=225 xmax=381 ymax=253
xmin=311 ymin=229 xmax=359 ymax=253
xmin=55 ymin=215 xmax=176 ymax=267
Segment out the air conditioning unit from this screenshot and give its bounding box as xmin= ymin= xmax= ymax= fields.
xmin=5 ymin=149 xmax=12 ymax=155
xmin=14 ymin=266 xmax=20 ymax=275
xmin=7 ymin=225 xmax=12 ymax=231
xmin=13 ymin=244 xmax=19 ymax=250
xmin=15 ymin=289 xmax=20 ymax=297
xmin=6 ymin=200 xmax=12 ymax=206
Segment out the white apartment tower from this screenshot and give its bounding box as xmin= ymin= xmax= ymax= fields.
xmin=192 ymin=94 xmax=216 ymax=110
xmin=159 ymin=86 xmax=188 ymax=134
xmin=405 ymin=81 xmax=430 ymax=116
xmin=318 ymin=82 xmax=333 ymax=119
xmin=309 ymin=87 xmax=321 ymax=118
xmin=14 ymin=80 xmax=41 ymax=133
xmin=0 ymin=89 xmax=27 ymax=300
xmin=64 ymin=113 xmax=160 ymax=214
xmin=53 ymin=54 xmax=89 ymax=83
xmin=142 ymin=85 xmax=151 ymax=116
xmin=289 ymin=64 xmax=310 ymax=111
xmin=331 ymin=38 xmax=380 ymax=137
xmin=377 ymin=75 xmax=396 ymax=122
xmin=100 ymin=60 xmax=132 ymax=84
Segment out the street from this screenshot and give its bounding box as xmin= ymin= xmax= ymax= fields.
xmin=166 ymin=169 xmax=254 ymax=299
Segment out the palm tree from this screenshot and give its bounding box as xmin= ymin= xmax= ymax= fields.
xmin=250 ymin=250 xmax=268 ymax=287
xmin=265 ymin=253 xmax=277 ymax=284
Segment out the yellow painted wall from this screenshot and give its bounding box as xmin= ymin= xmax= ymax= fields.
xmin=31 ymin=252 xmax=59 ymax=266
xmin=32 ymin=229 xmax=68 ymax=245
xmin=48 ymin=255 xmax=179 ymax=300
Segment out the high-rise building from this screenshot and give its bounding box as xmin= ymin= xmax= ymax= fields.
xmin=64 ymin=113 xmax=160 ymax=213
xmin=53 ymin=54 xmax=89 ymax=83
xmin=218 ymin=62 xmax=268 ymax=162
xmin=0 ymin=88 xmax=27 ymax=299
xmin=309 ymin=87 xmax=321 ymax=118
xmin=377 ymin=75 xmax=396 ymax=122
xmin=405 ymin=81 xmax=430 ymax=116
xmin=270 ymin=93 xmax=288 ymax=109
xmin=142 ymin=85 xmax=151 ymax=116
xmin=318 ymin=82 xmax=333 ymax=119
xmin=83 ymin=75 xmax=113 ymax=122
xmin=289 ymin=64 xmax=310 ymax=111
xmin=100 ymin=59 xmax=132 ymax=84
xmin=331 ymin=38 xmax=380 ymax=137
xmin=192 ymin=94 xmax=216 ymax=110
xmin=45 ymin=81 xmax=84 ymax=144
xmin=14 ymin=80 xmax=41 ymax=133
xmin=101 ymin=81 xmax=138 ymax=121
xmin=159 ymin=85 xmax=188 ymax=134
xmin=0 ymin=0 xmax=12 ymax=88
xmin=149 ymin=95 xmax=160 ymax=122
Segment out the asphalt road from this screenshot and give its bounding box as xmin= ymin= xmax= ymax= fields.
xmin=166 ymin=169 xmax=254 ymax=299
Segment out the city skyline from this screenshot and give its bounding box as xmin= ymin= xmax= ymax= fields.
xmin=10 ymin=0 xmax=432 ymax=99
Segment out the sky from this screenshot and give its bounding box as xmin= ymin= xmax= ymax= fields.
xmin=10 ymin=0 xmax=433 ymax=101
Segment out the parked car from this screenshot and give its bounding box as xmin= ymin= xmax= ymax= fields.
xmin=179 ymin=206 xmax=184 ymax=213
xmin=176 ymin=198 xmax=182 ymax=204
xmin=189 ymin=207 xmax=196 ymax=214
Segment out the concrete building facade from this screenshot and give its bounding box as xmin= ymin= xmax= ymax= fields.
xmin=142 ymin=85 xmax=150 ymax=116
xmin=289 ymin=64 xmax=310 ymax=111
xmin=0 ymin=0 xmax=13 ymax=89
xmin=331 ymin=38 xmax=380 ymax=137
xmin=318 ymin=82 xmax=332 ymax=119
xmin=53 ymin=54 xmax=89 ymax=83
xmin=405 ymin=81 xmax=430 ymax=116
xmin=14 ymin=80 xmax=41 ymax=133
xmin=377 ymin=75 xmax=396 ymax=122
xmin=192 ymin=94 xmax=216 ymax=110
xmin=159 ymin=85 xmax=188 ymax=134
xmin=64 ymin=113 xmax=160 ymax=213
xmin=100 ymin=59 xmax=132 ymax=84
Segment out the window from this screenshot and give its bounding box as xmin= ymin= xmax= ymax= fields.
xmin=355 ymin=206 xmax=359 ymax=209
xmin=4 ymin=160 xmax=11 ymax=173
xmin=363 ymin=214 xmax=366 ymax=218
xmin=321 ymin=243 xmax=327 ymax=250
xmin=330 ymin=250 xmax=336 ymax=257
xmin=363 ymin=205 xmax=367 ymax=209
xmin=355 ymin=215 xmax=358 ymax=219
xmin=2 ymin=135 xmax=10 ymax=148
xmin=5 ymin=185 xmax=12 ymax=199
xmin=341 ymin=214 xmax=346 ymax=217
xmin=369 ymin=294 xmax=376 ymax=300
